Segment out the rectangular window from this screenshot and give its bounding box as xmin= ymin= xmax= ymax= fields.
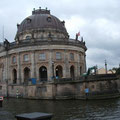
xmin=56 ymin=52 xmax=62 ymax=60
xmin=70 ymin=53 xmax=74 ymax=60
xmin=39 ymin=53 xmax=46 ymax=60
xmin=24 ymin=54 xmax=29 ymax=62
xmin=12 ymin=56 xmax=16 ymax=63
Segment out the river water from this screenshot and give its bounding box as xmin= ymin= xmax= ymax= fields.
xmin=0 ymin=98 xmax=120 ymax=120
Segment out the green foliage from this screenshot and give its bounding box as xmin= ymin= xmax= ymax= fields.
xmin=116 ymin=68 xmax=120 ymax=75
xmin=112 ymin=67 xmax=118 ymax=71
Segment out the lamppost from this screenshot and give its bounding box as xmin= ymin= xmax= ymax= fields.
xmin=52 ymin=61 xmax=55 ymax=80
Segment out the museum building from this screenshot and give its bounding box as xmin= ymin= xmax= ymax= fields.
xmin=0 ymin=8 xmax=87 ymax=97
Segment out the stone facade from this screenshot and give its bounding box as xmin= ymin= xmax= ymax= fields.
xmin=0 ymin=8 xmax=119 ymax=100
xmin=1 ymin=74 xmax=119 ymax=100
xmin=0 ymin=44 xmax=86 ymax=85
xmin=0 ymin=8 xmax=87 ymax=98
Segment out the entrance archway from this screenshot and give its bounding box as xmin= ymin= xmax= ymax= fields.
xmin=13 ymin=69 xmax=17 ymax=84
xmin=39 ymin=66 xmax=47 ymax=81
xmin=55 ymin=65 xmax=63 ymax=78
xmin=24 ymin=67 xmax=30 ymax=84
xmin=70 ymin=65 xmax=75 ymax=79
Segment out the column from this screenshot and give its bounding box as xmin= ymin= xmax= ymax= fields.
xmin=3 ymin=51 xmax=9 ymax=97
xmin=7 ymin=54 xmax=11 ymax=84
xmin=48 ymin=50 xmax=53 ymax=81
xmin=3 ymin=56 xmax=7 ymax=83
xmin=84 ymin=54 xmax=87 ymax=73
xmin=17 ymin=52 xmax=21 ymax=84
xmin=77 ymin=53 xmax=80 ymax=77
xmin=4 ymin=52 xmax=9 ymax=83
xmin=64 ymin=50 xmax=69 ymax=78
xmin=81 ymin=54 xmax=84 ymax=74
xmin=31 ymin=51 xmax=36 ymax=78
xmin=74 ymin=63 xmax=78 ymax=78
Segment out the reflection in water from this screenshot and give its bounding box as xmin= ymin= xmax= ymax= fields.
xmin=0 ymin=98 xmax=120 ymax=120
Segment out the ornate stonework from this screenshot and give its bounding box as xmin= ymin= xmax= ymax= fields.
xmin=0 ymin=8 xmax=87 ymax=98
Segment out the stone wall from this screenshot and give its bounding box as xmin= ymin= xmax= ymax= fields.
xmin=0 ymin=74 xmax=120 ymax=100
xmin=0 ymin=44 xmax=86 ymax=84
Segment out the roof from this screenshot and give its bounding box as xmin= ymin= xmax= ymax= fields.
xmin=17 ymin=8 xmax=67 ymax=35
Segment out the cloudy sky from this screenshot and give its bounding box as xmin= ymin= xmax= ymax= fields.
xmin=0 ymin=0 xmax=120 ymax=70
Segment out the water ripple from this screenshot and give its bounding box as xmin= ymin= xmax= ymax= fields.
xmin=1 ymin=98 xmax=120 ymax=120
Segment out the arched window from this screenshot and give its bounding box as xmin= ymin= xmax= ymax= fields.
xmin=70 ymin=65 xmax=75 ymax=79
xmin=47 ymin=17 xmax=52 ymax=22
xmin=39 ymin=66 xmax=47 ymax=82
xmin=26 ymin=18 xmax=32 ymax=23
xmin=24 ymin=67 xmax=30 ymax=84
xmin=13 ymin=69 xmax=17 ymax=84
xmin=55 ymin=65 xmax=63 ymax=78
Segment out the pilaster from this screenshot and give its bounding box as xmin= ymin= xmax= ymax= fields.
xmin=17 ymin=52 xmax=21 ymax=84
xmin=64 ymin=50 xmax=69 ymax=78
xmin=31 ymin=51 xmax=36 ymax=78
xmin=77 ymin=53 xmax=80 ymax=77
xmin=48 ymin=50 xmax=53 ymax=81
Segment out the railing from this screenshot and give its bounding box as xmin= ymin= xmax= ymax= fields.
xmin=52 ymin=74 xmax=118 ymax=83
xmin=85 ymin=74 xmax=118 ymax=81
xmin=8 ymin=39 xmax=86 ymax=50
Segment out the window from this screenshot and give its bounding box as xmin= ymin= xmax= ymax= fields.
xmin=24 ymin=54 xmax=29 ymax=62
xmin=47 ymin=17 xmax=52 ymax=22
xmin=39 ymin=53 xmax=46 ymax=60
xmin=12 ymin=56 xmax=16 ymax=63
xmin=26 ymin=18 xmax=31 ymax=23
xmin=56 ymin=52 xmax=62 ymax=60
xmin=70 ymin=53 xmax=74 ymax=60
xmin=26 ymin=36 xmax=31 ymax=40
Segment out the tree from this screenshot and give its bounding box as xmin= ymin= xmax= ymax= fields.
xmin=116 ymin=68 xmax=120 ymax=75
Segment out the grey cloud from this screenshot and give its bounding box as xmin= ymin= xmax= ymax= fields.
xmin=0 ymin=0 xmax=119 ymax=69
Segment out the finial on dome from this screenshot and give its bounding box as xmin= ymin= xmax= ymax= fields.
xmin=61 ymin=21 xmax=65 ymax=26
xmin=32 ymin=7 xmax=50 ymax=15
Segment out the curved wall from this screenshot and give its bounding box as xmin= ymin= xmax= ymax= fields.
xmin=0 ymin=44 xmax=86 ymax=85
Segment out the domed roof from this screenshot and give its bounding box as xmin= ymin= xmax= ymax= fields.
xmin=17 ymin=8 xmax=67 ymax=34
